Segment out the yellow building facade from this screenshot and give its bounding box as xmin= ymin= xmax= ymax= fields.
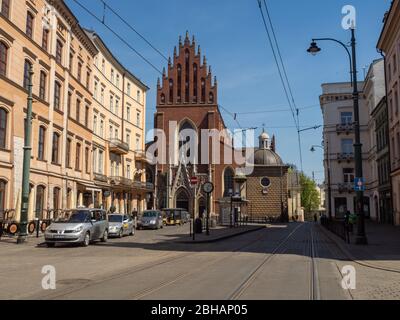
xmin=0 ymin=0 xmax=150 ymax=223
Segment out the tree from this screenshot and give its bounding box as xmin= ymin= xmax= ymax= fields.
xmin=300 ymin=173 xmax=320 ymax=213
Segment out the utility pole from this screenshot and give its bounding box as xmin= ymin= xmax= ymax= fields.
xmin=17 ymin=65 xmax=34 ymax=244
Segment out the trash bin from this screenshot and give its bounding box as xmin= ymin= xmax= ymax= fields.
xmin=210 ymin=218 xmax=217 ymax=228
xmin=195 ymin=218 xmax=203 ymax=234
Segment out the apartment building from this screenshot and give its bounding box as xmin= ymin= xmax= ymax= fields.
xmin=85 ymin=30 xmax=151 ymax=214
xmin=377 ymin=0 xmax=400 ymax=225
xmin=0 ymin=0 xmax=150 ymax=223
xmin=320 ymin=82 xmax=371 ymax=219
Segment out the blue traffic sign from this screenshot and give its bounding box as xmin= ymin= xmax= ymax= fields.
xmin=354 ymin=177 xmax=365 ymax=192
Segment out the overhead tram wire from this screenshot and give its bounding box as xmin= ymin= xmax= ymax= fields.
xmin=98 ymin=0 xmax=169 ymax=62
xmin=70 ymin=0 xmax=163 ymax=75
xmin=257 ymin=0 xmax=304 ymax=170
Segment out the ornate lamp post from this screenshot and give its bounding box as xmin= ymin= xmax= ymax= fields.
xmin=307 ymin=27 xmax=367 ymax=244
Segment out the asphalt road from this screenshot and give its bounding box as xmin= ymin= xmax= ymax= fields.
xmin=0 ymin=222 xmax=377 ymax=300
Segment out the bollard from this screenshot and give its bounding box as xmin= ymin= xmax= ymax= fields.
xmin=35 ymin=217 xmax=40 ymax=238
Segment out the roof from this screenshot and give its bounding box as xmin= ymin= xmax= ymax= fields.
xmin=84 ymin=29 xmax=149 ymax=91
xmin=377 ymin=0 xmax=398 ymax=51
xmin=254 ymin=148 xmax=283 ymax=166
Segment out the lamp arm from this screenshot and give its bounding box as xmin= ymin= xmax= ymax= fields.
xmin=312 ymin=37 xmax=353 ymax=83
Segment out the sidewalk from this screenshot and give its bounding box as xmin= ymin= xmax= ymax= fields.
xmin=174 ymin=225 xmax=265 ymax=244
xmin=320 ymin=220 xmax=400 ymax=272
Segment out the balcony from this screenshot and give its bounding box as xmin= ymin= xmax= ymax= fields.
xmin=145 ymin=182 xmax=155 ymax=191
xmin=338 ymin=183 xmax=354 ymax=194
xmin=109 ymin=138 xmax=129 ymax=155
xmin=93 ymin=173 xmax=108 ymax=183
xmin=109 ymin=176 xmax=132 ymax=186
xmin=336 ymin=123 xmax=355 ymax=135
xmin=132 ymin=181 xmax=154 ymax=191
xmin=337 ymin=153 xmax=354 ymax=163
xmin=135 ymin=149 xmax=147 ymax=161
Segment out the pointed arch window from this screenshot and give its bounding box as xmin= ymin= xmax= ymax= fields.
xmin=169 ymin=79 xmax=173 ymax=103
xmin=177 ymin=64 xmax=182 ymax=103
xmin=0 ymin=108 xmax=7 ymax=149
xmin=185 ymin=50 xmax=190 ymax=103
xmin=193 ymin=64 xmax=198 ymax=102
xmin=201 ymin=78 xmax=206 ymax=103
xmin=160 ymin=93 xmax=165 ymax=104
xmin=179 ymin=120 xmax=196 ymax=159
xmin=0 ymin=41 xmax=8 ymax=77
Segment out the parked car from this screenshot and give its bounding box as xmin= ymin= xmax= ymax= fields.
xmin=108 ymin=214 xmax=135 ymax=238
xmin=163 ymin=208 xmax=188 ymax=226
xmin=137 ymin=210 xmax=164 ymax=230
xmin=44 ymin=209 xmax=109 ymax=247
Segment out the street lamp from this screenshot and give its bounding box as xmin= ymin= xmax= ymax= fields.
xmin=307 ymin=27 xmax=367 ymax=245
xmin=228 ymin=188 xmax=233 ymax=228
xmin=311 ymin=144 xmax=332 ymax=219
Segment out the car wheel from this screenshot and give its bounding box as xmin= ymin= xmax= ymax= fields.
xmin=82 ymin=232 xmax=90 ymax=247
xmin=118 ymin=229 xmax=123 ymax=238
xmin=46 ymin=242 xmax=55 ymax=248
xmin=101 ymin=230 xmax=108 ymax=242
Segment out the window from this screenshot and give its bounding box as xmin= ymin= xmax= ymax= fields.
xmin=136 ymin=137 xmax=140 ymax=151
xmin=66 ymin=138 xmax=71 ymax=167
xmin=1 ymin=0 xmax=10 ymax=18
xmin=92 ymin=147 xmax=97 ymax=173
xmin=102 ymin=59 xmax=105 ymax=73
xmin=38 ymin=126 xmax=45 ymax=160
xmin=127 ymin=164 xmax=131 ymax=179
xmin=0 ymin=179 xmax=6 ymax=214
xmin=100 ymin=87 xmax=104 ymax=105
xmin=111 ymin=69 xmax=114 ymax=83
xmin=35 ymin=186 xmax=45 ymax=218
xmin=0 ymin=41 xmax=8 ymax=77
xmin=54 ymin=81 xmax=61 ymax=110
xmin=109 ymin=125 xmax=113 ymax=139
xmin=223 ymin=167 xmax=235 ymax=197
xmin=23 ymin=60 xmax=32 ymax=90
xmin=100 ymin=119 xmax=104 ymax=138
xmin=0 ymin=108 xmax=7 ymax=148
xmin=126 ymin=106 xmax=131 ymax=121
xmin=42 ymin=29 xmax=49 ymax=51
xmin=94 ymin=81 xmax=98 ymax=99
xmin=177 ymin=64 xmax=182 ymax=102
xmin=193 ymin=63 xmax=198 ymax=101
xmin=52 ymin=133 xmax=60 ymax=164
xmin=209 ymin=92 xmax=214 ymax=104
xmin=169 ymin=79 xmax=173 ymax=103
xmin=127 ymin=83 xmax=131 ymax=95
xmin=69 ymin=53 xmax=73 ymax=72
xmin=201 ymin=78 xmax=206 ymax=103
xmin=75 ymin=143 xmax=81 ymax=170
xmin=137 ymin=90 xmax=141 ymax=103
xmin=67 ymin=92 xmax=72 ymax=117
xmin=39 ymin=71 xmax=46 ymax=100
xmin=343 ymin=168 xmax=355 ymax=183
xmin=56 ymin=40 xmax=63 ymax=65
xmin=110 ymin=95 xmax=114 ymax=113
xmin=126 ymin=133 xmax=130 ymax=148
xmin=85 ymin=105 xmax=89 ymax=127
xmin=98 ymin=150 xmax=103 ymax=174
xmin=26 ymin=12 xmax=34 ymax=38
xmin=86 ymin=71 xmax=90 ymax=90
xmin=136 ymin=112 xmax=140 ymax=127
xmin=93 ymin=115 xmax=97 ymax=135
xmin=76 ymin=99 xmax=80 ymax=122
xmin=116 ymin=74 xmax=120 ymax=88
xmin=341 ymin=139 xmax=353 ymax=154
xmin=115 ymin=98 xmax=119 ymax=116
xmin=85 ymin=147 xmax=89 ymax=173
xmin=77 ymin=62 xmax=82 ymax=82
xmin=53 ymin=187 xmax=60 ymax=210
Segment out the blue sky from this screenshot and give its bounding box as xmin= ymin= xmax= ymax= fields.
xmin=66 ymin=0 xmax=392 ymax=183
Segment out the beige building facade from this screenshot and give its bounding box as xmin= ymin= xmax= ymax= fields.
xmin=0 ymin=0 xmax=150 ymax=225
xmin=377 ymin=0 xmax=400 ymax=225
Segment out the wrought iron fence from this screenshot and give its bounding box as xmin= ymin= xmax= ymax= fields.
xmin=320 ymin=216 xmax=350 ymax=243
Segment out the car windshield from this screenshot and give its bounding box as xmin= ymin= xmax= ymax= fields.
xmin=143 ymin=211 xmax=158 ymax=218
xmin=56 ymin=210 xmax=90 ymax=223
xmin=108 ymin=215 xmax=123 ymax=223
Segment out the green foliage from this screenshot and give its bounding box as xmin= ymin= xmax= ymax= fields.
xmin=300 ymin=173 xmax=320 ymax=213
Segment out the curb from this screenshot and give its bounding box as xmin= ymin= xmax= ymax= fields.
xmin=318 ymin=224 xmax=400 ymax=274
xmin=175 ymin=226 xmax=265 ymax=244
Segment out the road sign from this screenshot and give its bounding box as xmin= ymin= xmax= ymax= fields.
xmin=190 ymin=176 xmax=199 ymax=185
xmin=354 ymin=177 xmax=365 ymax=192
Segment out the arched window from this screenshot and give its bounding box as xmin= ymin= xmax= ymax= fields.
xmin=0 ymin=108 xmax=7 ymax=149
xmin=54 ymin=81 xmax=61 ymax=110
xmin=1 ymin=0 xmax=10 ymax=19
xmin=53 ymin=187 xmax=60 ymax=210
xmin=177 ymin=64 xmax=182 ymax=102
xmin=26 ymin=11 xmax=34 ymax=39
xmin=209 ymin=92 xmax=214 ymax=104
xmin=38 ymin=126 xmax=46 ymax=160
xmin=185 ymin=50 xmax=190 ymax=103
xmin=35 ymin=185 xmax=45 ymax=218
xmin=169 ymin=79 xmax=173 ymax=103
xmin=193 ymin=63 xmax=198 ymax=102
xmin=75 ymin=143 xmax=81 ymax=170
xmin=23 ymin=60 xmax=32 ymax=90
xmin=0 ymin=41 xmax=8 ymax=76
xmin=179 ymin=120 xmax=196 ymax=159
xmin=66 ymin=138 xmax=71 ymax=167
xmin=0 ymin=179 xmax=7 ymax=214
xmin=223 ymin=167 xmax=235 ymax=197
xmin=51 ymin=132 xmax=60 ymax=164
xmin=39 ymin=71 xmax=47 ymax=100
xmin=160 ymin=93 xmax=165 ymax=104
xmin=201 ymin=78 xmax=206 ymax=103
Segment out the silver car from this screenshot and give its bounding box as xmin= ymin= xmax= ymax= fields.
xmin=108 ymin=214 xmax=135 ymax=238
xmin=44 ymin=209 xmax=109 ymax=247
xmin=138 ymin=210 xmax=164 ymax=230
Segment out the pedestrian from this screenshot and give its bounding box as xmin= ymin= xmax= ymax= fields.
xmin=344 ymin=210 xmax=351 ymax=224
xmin=314 ymin=213 xmax=318 ymax=223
